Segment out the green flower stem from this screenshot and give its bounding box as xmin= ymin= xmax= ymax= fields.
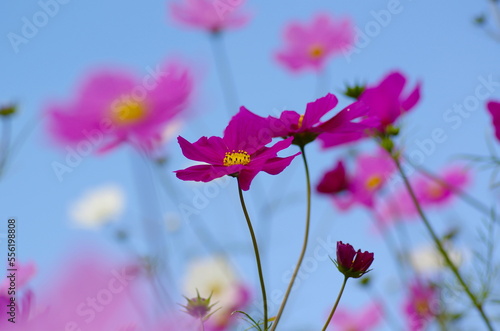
xmin=392 ymin=154 xmax=495 ymax=331
xmin=321 ymin=276 xmax=349 ymax=331
xmin=210 ymin=32 xmax=239 ymax=117
xmin=270 ymin=145 xmax=312 ymax=331
xmin=238 ymin=183 xmax=269 ymax=330
xmin=0 ymin=117 xmax=11 ymax=178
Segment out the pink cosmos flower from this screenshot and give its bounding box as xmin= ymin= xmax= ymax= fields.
xmin=267 ymin=93 xmax=372 ymax=146
xmin=175 ymin=107 xmax=300 ymax=190
xmin=47 ymin=60 xmax=193 ymax=153
xmin=413 ymin=165 xmax=470 ymax=206
xmin=335 ymin=241 xmax=374 ymax=279
xmin=276 ymin=13 xmax=355 ymax=72
xmin=317 ymin=149 xmax=396 ymax=210
xmin=169 ymin=0 xmax=250 ymax=33
xmin=329 ymin=302 xmax=383 ymax=331
xmin=404 ymin=280 xmax=438 ymax=331
xmin=487 ymin=100 xmax=500 ymax=141
xmin=373 ymin=188 xmax=417 ymax=229
xmin=374 ymin=165 xmax=470 ymax=228
xmin=360 ymin=71 xmax=421 ymax=131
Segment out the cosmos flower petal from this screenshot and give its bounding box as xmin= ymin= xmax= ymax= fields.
xmin=178 ymin=136 xmax=226 ymax=165
xmin=487 ymin=100 xmax=500 ymax=141
xmin=261 ymin=154 xmax=300 ymax=175
xmin=302 ymin=93 xmax=338 ymax=128
xmin=401 ymin=82 xmax=421 ymax=111
xmin=223 ymin=106 xmax=272 ymax=153
xmin=316 ymin=160 xmax=348 ymax=194
xmin=175 ymin=164 xmax=240 ymax=183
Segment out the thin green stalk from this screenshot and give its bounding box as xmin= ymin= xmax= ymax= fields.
xmin=392 ymin=155 xmax=495 ymax=331
xmin=321 ymin=276 xmax=349 ymax=331
xmin=209 ymin=32 xmax=239 ymax=116
xmin=270 ymin=145 xmax=312 ymax=331
xmin=0 ymin=117 xmax=11 ymax=178
xmin=238 ymin=183 xmax=269 ymax=330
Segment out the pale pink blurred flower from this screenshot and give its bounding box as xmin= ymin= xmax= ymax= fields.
xmin=47 ymin=60 xmax=193 ymax=153
xmin=329 ymin=302 xmax=383 ymax=331
xmin=404 ymin=280 xmax=438 ymax=331
xmin=19 ymin=251 xmax=146 ymax=331
xmin=0 ymin=261 xmax=36 ymax=294
xmin=413 ymin=165 xmax=470 ymax=206
xmin=169 ymin=0 xmax=250 ymax=33
xmin=276 ymin=13 xmax=355 ymax=72
xmin=374 ymin=165 xmax=470 ymax=228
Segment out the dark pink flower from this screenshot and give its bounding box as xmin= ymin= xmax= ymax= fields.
xmin=329 ymin=302 xmax=383 ymax=331
xmin=175 ymin=107 xmax=299 ymax=190
xmin=267 ymin=93 xmax=372 ymax=146
xmin=335 ymin=241 xmax=374 ymax=279
xmin=276 ymin=14 xmax=355 ymax=72
xmin=487 ymin=100 xmax=500 ymax=141
xmin=404 ymin=280 xmax=438 ymax=331
xmin=316 ymin=161 xmax=348 ymax=194
xmin=359 ymin=71 xmax=421 ymax=131
xmin=317 ymin=149 xmax=396 ymax=210
xmin=169 ymin=0 xmax=250 ymax=33
xmin=47 ymin=60 xmax=193 ymax=153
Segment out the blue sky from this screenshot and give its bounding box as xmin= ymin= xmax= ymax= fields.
xmin=1 ymin=0 xmax=500 ymax=329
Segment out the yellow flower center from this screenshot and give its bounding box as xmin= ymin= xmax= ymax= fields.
xmin=365 ymin=175 xmax=382 ymax=190
xmin=298 ymin=114 xmax=305 ymax=128
xmin=309 ymin=44 xmax=325 ymax=58
xmin=415 ymin=299 xmax=430 ymax=315
xmin=427 ymin=183 xmax=444 ymax=199
xmin=111 ymin=100 xmax=147 ymax=125
xmin=223 ymin=150 xmax=250 ymax=166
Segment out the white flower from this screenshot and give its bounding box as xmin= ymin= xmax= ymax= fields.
xmin=183 ymin=256 xmax=242 ymax=321
xmin=409 ymin=243 xmax=464 ymax=274
xmin=161 ymin=118 xmax=183 ymax=144
xmin=70 ymin=184 xmax=125 ymax=229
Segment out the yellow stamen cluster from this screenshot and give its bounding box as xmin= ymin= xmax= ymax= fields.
xmin=427 ymin=183 xmax=444 ymax=199
xmin=111 ymin=100 xmax=146 ymax=125
xmin=298 ymin=114 xmax=305 ymax=129
xmin=223 ymin=150 xmax=250 ymax=166
xmin=309 ymin=44 xmax=325 ymax=58
xmin=365 ymin=175 xmax=382 ymax=190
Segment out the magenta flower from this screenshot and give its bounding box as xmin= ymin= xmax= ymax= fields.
xmin=175 ymin=107 xmax=300 ymax=191
xmin=404 ymin=280 xmax=438 ymax=331
xmin=317 ymin=149 xmax=395 ymax=210
xmin=276 ymin=13 xmax=355 ymax=72
xmin=360 ymin=71 xmax=421 ymax=132
xmin=335 ymin=241 xmax=374 ymax=279
xmin=169 ymin=0 xmax=250 ymax=33
xmin=267 ymin=93 xmax=371 ymax=146
xmin=329 ymin=302 xmax=383 ymax=331
xmin=47 ymin=60 xmax=193 ymax=153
